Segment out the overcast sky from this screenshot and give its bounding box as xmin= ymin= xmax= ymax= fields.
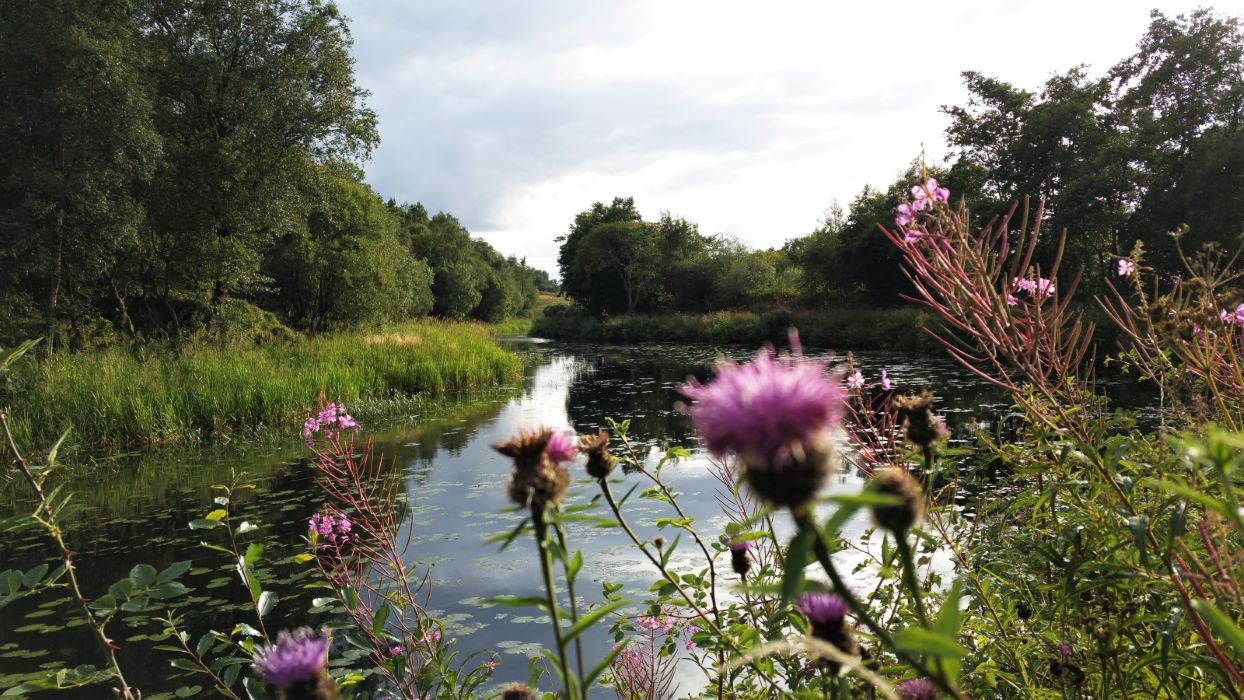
xmin=339 ymin=0 xmax=1214 ymax=277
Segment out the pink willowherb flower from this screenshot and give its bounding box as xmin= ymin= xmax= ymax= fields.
xmin=303 ymin=403 xmax=359 ymax=446
xmin=252 ymin=628 xmax=330 ymax=689
xmin=1117 ymin=258 xmax=1135 ymax=277
xmin=880 ymin=369 xmax=894 ymax=391
xmin=679 ymin=333 xmax=844 ymax=506
xmin=912 ymin=178 xmax=950 ymax=204
xmin=846 ymin=370 xmax=865 ymax=390
xmin=903 ymin=228 xmax=929 ymax=244
xmin=895 ymin=201 xmax=923 ymax=228
xmin=544 ymin=431 xmax=578 ymax=464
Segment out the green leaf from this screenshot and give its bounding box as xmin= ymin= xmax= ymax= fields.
xmin=257 ymin=591 xmax=278 ymax=617
xmin=205 ymin=509 xmax=228 ymax=522
xmin=564 ymin=598 xmax=627 ymax=645
xmin=243 ymin=543 xmax=263 ymax=568
xmin=780 ymin=529 xmax=812 ymax=609
xmin=170 ymin=658 xmax=200 ymax=673
xmin=188 ymin=519 xmax=220 ymax=530
xmin=156 ymin=561 xmax=192 ymax=585
xmin=148 ymin=581 xmax=189 ymax=600
xmin=482 ymin=596 xmax=550 ymax=611
xmin=584 ymin=640 xmax=628 ymax=689
xmin=932 ymin=578 xmax=966 ymax=681
xmin=129 ymin=564 xmax=157 ymax=589
xmin=372 ymin=603 xmax=391 ymax=633
xmin=893 ymin=626 xmax=968 ymax=659
xmin=566 ymin=550 xmax=583 ymax=584
xmin=21 ymin=564 xmax=48 ymax=589
xmin=826 ymin=492 xmax=904 ymax=507
xmin=1192 ymin=599 xmax=1244 ymax=661
xmin=196 ymin=633 xmax=214 ymax=658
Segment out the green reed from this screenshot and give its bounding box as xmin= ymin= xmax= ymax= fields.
xmin=1 ymin=321 xmax=522 ymax=449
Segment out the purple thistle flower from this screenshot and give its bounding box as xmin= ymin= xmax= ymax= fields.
xmin=796 ymin=592 xmax=846 ymax=624
xmin=1058 ymin=641 xmax=1074 ymax=659
xmin=544 ymin=431 xmax=578 ymax=464
xmin=253 ymin=628 xmax=329 ymax=688
xmin=729 ymin=539 xmax=750 ymax=553
xmin=896 ymin=677 xmax=939 ymax=699
xmin=678 ymin=338 xmax=844 ymax=467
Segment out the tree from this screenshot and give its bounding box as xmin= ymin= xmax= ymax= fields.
xmin=130 ymin=0 xmax=379 ymax=335
xmin=0 ymin=0 xmax=159 ymax=348
xmin=262 ymin=170 xmax=432 ymax=331
xmin=557 ymin=197 xmax=644 ymax=313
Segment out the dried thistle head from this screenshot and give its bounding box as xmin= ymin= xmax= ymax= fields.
xmin=893 ymin=389 xmax=948 ymax=449
xmin=578 ymin=430 xmax=616 ymax=479
xmin=501 ymin=683 xmax=537 ymax=700
xmin=495 ymin=428 xmax=571 ymax=509
xmin=493 ymin=428 xmax=553 ymax=471
xmin=871 ymin=468 xmax=924 ymax=535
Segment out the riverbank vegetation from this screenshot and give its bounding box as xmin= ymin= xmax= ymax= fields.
xmin=0 ymin=322 xmax=522 ymax=449
xmin=534 ymin=308 xmax=939 ymax=351
xmin=0 ymin=0 xmax=544 ymax=352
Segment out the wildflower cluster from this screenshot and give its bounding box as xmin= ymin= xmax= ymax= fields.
xmin=308 ymin=511 xmax=356 ymax=548
xmin=1010 ymin=274 xmax=1055 ymax=304
xmin=895 ymin=178 xmax=950 ymax=243
xmin=302 ymin=403 xmax=359 ymax=445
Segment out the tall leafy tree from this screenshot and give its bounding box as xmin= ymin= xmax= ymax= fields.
xmin=131 ymin=0 xmax=378 ymax=335
xmin=0 ymin=0 xmax=159 ymax=348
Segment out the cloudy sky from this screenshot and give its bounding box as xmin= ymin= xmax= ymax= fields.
xmin=339 ymin=0 xmax=1212 ymax=277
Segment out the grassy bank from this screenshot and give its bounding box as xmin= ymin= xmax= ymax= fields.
xmin=2 ymin=321 xmax=523 ymax=449
xmin=531 ymin=308 xmax=942 ymax=351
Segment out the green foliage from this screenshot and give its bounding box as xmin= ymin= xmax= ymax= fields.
xmin=1 ymin=322 xmax=522 ymax=449
xmin=533 ymin=308 xmax=938 ymax=351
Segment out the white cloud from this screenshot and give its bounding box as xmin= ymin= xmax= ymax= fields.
xmin=340 ymin=0 xmax=1214 ymax=276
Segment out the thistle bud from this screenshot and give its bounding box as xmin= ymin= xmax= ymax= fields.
xmin=578 ymin=430 xmax=616 ymax=479
xmin=652 ymin=536 xmax=666 ymax=549
xmin=729 ymin=540 xmax=751 ymax=577
xmin=893 ymin=389 xmax=948 ymax=449
xmin=871 ymin=468 xmax=924 ymax=535
xmin=501 ymin=682 xmax=537 ymax=700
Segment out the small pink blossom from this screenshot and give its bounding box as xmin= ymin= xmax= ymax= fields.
xmin=880 ymin=369 xmax=894 ymax=391
xmin=846 ymin=371 xmax=865 ymax=390
xmin=912 ymin=178 xmax=950 ymax=204
xmin=1117 ymin=258 xmax=1135 ymax=276
xmin=903 ymin=228 xmax=928 ymax=244
xmin=895 ymin=202 xmax=921 ymax=228
xmin=1006 ymin=293 xmax=1018 ymax=307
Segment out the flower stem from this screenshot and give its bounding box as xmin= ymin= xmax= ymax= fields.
xmin=533 ymin=506 xmax=577 ymax=700
xmin=553 ymin=520 xmax=586 ymax=685
xmin=0 ymin=410 xmax=137 ymax=699
xmin=791 ymin=505 xmax=965 ymax=700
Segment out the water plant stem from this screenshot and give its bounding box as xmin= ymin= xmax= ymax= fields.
xmin=0 ymin=409 xmax=136 ymax=699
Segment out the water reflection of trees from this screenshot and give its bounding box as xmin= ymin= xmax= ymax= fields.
xmin=563 ymin=349 xmax=708 ymax=450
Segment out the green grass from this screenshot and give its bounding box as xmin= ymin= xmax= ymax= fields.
xmin=531 ymin=308 xmax=941 ymax=351
xmin=2 ymin=321 xmax=523 ymax=450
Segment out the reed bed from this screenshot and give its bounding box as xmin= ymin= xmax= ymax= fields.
xmin=2 ymin=322 xmax=522 ymax=449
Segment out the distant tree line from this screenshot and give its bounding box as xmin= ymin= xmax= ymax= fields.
xmin=0 ymin=0 xmax=542 ymax=349
xmin=558 ymin=8 xmax=1244 ymax=315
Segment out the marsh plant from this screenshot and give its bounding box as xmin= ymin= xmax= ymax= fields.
xmin=3 ymin=176 xmax=1244 ymax=699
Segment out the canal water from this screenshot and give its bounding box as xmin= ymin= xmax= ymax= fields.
xmin=0 ymin=339 xmax=1014 ymax=697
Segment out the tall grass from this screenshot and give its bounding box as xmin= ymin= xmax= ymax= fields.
xmin=531 ymin=308 xmax=940 ymax=351
xmin=2 ymin=321 xmax=522 ymax=449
